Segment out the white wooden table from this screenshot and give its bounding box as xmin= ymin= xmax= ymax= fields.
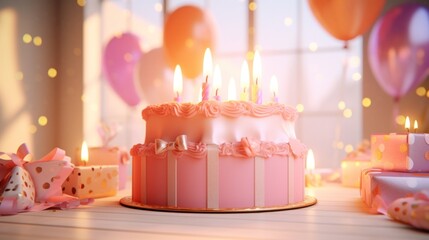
xmin=1 ymin=184 xmax=427 ymax=239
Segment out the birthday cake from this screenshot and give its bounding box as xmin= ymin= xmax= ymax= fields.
xmin=129 ymin=100 xmax=308 ymax=211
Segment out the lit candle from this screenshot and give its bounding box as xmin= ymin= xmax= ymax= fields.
xmin=414 ymin=120 xmax=418 ymax=133
xmin=305 ymin=149 xmax=322 ymax=187
xmin=62 ymin=141 xmax=119 ymax=199
xmin=253 ymin=51 xmax=262 ymax=104
xmin=173 ymin=65 xmax=183 ymax=102
xmin=270 ymin=75 xmax=279 ymax=103
xmin=202 ymin=48 xmax=213 ymax=101
xmin=405 ymin=116 xmax=410 ymax=132
xmin=228 ymin=77 xmax=237 ymax=101
xmin=240 ymin=61 xmax=249 ymax=101
xmin=213 ymin=65 xmax=222 ymax=101
xmin=81 ymin=141 xmax=89 ymax=166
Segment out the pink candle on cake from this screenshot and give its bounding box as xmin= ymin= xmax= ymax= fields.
xmin=202 ymin=48 xmax=212 ymax=101
xmin=173 ymin=65 xmax=183 ymax=102
xmin=213 ymin=65 xmax=222 ymax=101
xmin=270 ymin=75 xmax=279 ymax=103
xmin=253 ymin=51 xmax=262 ymax=104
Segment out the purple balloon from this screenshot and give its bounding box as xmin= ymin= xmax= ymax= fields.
xmin=103 ymin=33 xmax=142 ymax=106
xmin=368 ymin=3 xmax=429 ymax=101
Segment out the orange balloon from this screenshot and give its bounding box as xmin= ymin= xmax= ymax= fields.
xmin=164 ymin=5 xmax=216 ymax=79
xmin=308 ymin=0 xmax=385 ymax=41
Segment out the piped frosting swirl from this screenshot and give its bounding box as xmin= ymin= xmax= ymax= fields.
xmin=142 ymin=101 xmax=298 ymax=121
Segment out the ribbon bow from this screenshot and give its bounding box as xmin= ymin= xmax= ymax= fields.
xmin=241 ymin=137 xmax=259 ymax=157
xmin=155 ymin=135 xmax=188 ymax=154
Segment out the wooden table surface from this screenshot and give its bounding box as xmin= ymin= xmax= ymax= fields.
xmin=1 ymin=183 xmax=427 ymax=240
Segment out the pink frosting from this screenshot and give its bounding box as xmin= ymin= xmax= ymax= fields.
xmin=130 ymin=138 xmax=307 ymax=160
xmin=142 ymin=101 xmax=298 ymax=121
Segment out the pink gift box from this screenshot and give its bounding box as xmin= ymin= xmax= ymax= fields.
xmin=360 ymin=168 xmax=429 ymax=213
xmin=371 ymin=133 xmax=429 ymax=172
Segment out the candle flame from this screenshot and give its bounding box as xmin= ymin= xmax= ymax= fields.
xmin=270 ymin=75 xmax=278 ymax=96
xmin=81 ymin=141 xmax=89 ymax=163
xmin=203 ymin=48 xmax=213 ymax=79
xmin=240 ymin=61 xmax=249 ymax=91
xmin=253 ymin=51 xmax=262 ymax=84
xmin=228 ymin=77 xmax=237 ymax=101
xmin=173 ymin=65 xmax=183 ymax=95
xmin=414 ymin=120 xmax=418 ymax=130
xmin=306 ymin=149 xmax=315 ymax=170
xmin=213 ymin=65 xmax=222 ymax=91
xmin=405 ymin=116 xmax=410 ymax=130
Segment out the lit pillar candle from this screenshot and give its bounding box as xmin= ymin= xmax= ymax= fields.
xmin=173 ymin=65 xmax=183 ymax=102
xmin=62 ymin=141 xmax=119 ymax=199
xmin=213 ymin=65 xmax=222 ymax=101
xmin=202 ymin=48 xmax=213 ymax=101
xmin=305 ymin=149 xmax=322 ymax=187
xmin=270 ymin=75 xmax=279 ymax=103
xmin=253 ymin=51 xmax=262 ymax=104
xmin=228 ymin=77 xmax=237 ymax=101
xmin=240 ymin=61 xmax=249 ymax=101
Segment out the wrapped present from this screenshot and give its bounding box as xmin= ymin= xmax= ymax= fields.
xmin=0 ymin=144 xmax=91 ymax=215
xmin=0 ymin=166 xmax=35 ymax=214
xmin=360 ymin=168 xmax=429 ymax=213
xmin=371 ymin=133 xmax=429 ymax=172
xmin=341 ymin=140 xmax=372 ymax=188
xmin=387 ymin=191 xmax=429 ymax=231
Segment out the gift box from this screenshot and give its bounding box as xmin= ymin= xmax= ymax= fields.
xmin=0 ymin=166 xmax=35 ymax=212
xmin=0 ymin=143 xmax=87 ymax=215
xmin=360 ymin=168 xmax=429 ymax=213
xmin=371 ymin=133 xmax=429 ymax=172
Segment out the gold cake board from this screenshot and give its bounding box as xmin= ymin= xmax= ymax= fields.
xmin=120 ymin=195 xmax=317 ymax=213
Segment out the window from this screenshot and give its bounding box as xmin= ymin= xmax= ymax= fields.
xmin=85 ymin=0 xmax=362 ymax=168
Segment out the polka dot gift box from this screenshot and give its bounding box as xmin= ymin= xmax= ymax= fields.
xmin=371 ymin=133 xmax=429 ymax=172
xmin=360 ymin=168 xmax=429 ymax=213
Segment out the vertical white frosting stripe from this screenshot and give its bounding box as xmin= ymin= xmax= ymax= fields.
xmin=207 ymin=144 xmax=219 ymax=209
xmin=288 ymin=155 xmax=295 ymax=203
xmin=141 ymin=155 xmax=147 ymax=204
xmin=255 ymin=156 xmax=265 ymax=207
xmin=167 ymin=151 xmax=177 ymax=207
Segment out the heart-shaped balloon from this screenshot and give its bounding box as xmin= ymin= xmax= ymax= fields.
xmin=368 ymin=3 xmax=429 ymax=101
xmin=102 ymin=33 xmax=142 ymax=106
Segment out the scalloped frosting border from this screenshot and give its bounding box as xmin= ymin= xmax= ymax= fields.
xmin=142 ymin=101 xmax=298 ymax=121
xmin=131 ymin=138 xmax=307 ymax=160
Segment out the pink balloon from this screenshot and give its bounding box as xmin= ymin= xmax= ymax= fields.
xmin=368 ymin=3 xmax=429 ymax=101
xmin=103 ymin=33 xmax=142 ymax=106
xmin=138 ymin=47 xmax=172 ymax=104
